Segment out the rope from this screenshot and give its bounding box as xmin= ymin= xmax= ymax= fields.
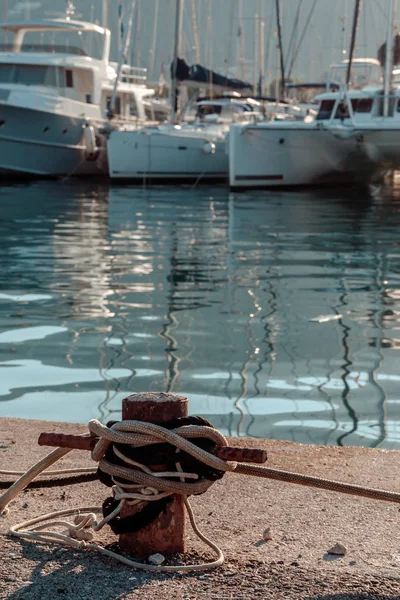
xmin=0 ymin=420 xmax=233 ymax=573
xmin=235 ymin=464 xmax=400 ymax=504
xmin=2 ymin=418 xmax=400 ymax=574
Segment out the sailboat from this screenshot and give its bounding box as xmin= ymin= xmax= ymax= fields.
xmin=229 ymin=0 xmax=400 ymax=189
xmin=106 ymin=0 xmax=267 ymax=183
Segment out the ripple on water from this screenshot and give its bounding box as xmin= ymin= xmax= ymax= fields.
xmin=0 ymin=182 xmax=400 ymax=447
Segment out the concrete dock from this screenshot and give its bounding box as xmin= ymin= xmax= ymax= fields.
xmin=0 ymin=417 xmax=399 ymax=599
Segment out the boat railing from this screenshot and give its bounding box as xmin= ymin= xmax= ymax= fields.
xmin=0 ymin=43 xmax=88 ymax=55
xmin=118 ymin=64 xmax=148 ymax=84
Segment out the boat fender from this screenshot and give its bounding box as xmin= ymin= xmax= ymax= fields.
xmin=83 ymin=124 xmax=100 ymax=161
xmin=202 ymin=141 xmax=216 ymax=155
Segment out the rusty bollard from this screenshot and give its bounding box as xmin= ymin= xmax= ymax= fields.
xmin=118 ymin=392 xmax=188 ymax=557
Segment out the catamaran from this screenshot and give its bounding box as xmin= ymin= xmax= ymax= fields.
xmin=229 ymin=0 xmax=400 ymax=189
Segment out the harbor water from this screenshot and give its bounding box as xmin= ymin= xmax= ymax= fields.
xmin=1 ymin=180 xmax=400 ymax=448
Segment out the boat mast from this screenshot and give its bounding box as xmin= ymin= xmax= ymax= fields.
xmin=150 ymin=0 xmax=160 ymax=77
xmin=107 ymin=0 xmax=137 ymax=119
xmin=102 ymin=0 xmax=108 ymax=29
xmin=275 ymin=0 xmax=285 ymax=98
xmin=170 ymin=0 xmax=183 ymax=124
xmin=191 ymin=0 xmax=200 ymax=63
xmin=259 ymin=0 xmax=265 ymax=95
xmin=253 ymin=11 xmax=259 ymax=94
xmin=207 ymin=0 xmax=213 ymax=97
xmin=237 ymin=0 xmax=245 ymax=78
xmin=345 ymin=0 xmax=362 ymax=87
xmin=383 ymin=0 xmax=395 ymax=117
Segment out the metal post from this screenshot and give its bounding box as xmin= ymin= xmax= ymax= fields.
xmin=119 ymin=392 xmax=188 ymax=557
xmin=102 ymin=0 xmax=108 ymax=29
xmin=170 ymin=0 xmax=182 ymax=124
xmin=384 ymin=0 xmax=395 ymax=117
xmin=253 ymin=14 xmax=259 ymax=94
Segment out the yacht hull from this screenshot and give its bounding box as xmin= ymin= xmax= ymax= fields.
xmin=0 ymin=104 xmax=107 ymax=178
xmin=108 ymin=128 xmax=228 ymax=182
xmin=229 ymin=123 xmax=398 ymax=189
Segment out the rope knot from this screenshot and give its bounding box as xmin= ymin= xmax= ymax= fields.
xmin=87 ymin=417 xmax=236 ymax=535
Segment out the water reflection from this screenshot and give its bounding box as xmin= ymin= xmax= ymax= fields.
xmin=0 ymin=181 xmax=400 ymax=448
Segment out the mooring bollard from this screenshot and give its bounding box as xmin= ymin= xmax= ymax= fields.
xmin=119 ymin=392 xmax=188 ymax=557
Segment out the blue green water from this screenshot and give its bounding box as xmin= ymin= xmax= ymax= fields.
xmin=1 ymin=180 xmax=400 ymax=447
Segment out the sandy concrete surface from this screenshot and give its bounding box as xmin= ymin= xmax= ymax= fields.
xmin=0 ymin=417 xmax=400 ymax=600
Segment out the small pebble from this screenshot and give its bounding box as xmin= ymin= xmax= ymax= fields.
xmin=327 ymin=542 xmax=347 ymax=556
xmin=148 ymin=553 xmax=165 ymax=566
xmin=263 ymin=527 xmax=272 ymax=541
xmin=68 ymin=529 xmax=94 ymax=541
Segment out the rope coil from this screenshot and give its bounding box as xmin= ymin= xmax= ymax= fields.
xmin=1 ymin=418 xmax=238 ymax=572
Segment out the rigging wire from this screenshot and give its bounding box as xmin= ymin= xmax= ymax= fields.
xmin=225 ymin=0 xmax=236 ymax=75
xmin=346 ymin=0 xmax=362 ymax=86
xmin=275 ymin=0 xmax=286 ymax=95
xmin=264 ymin=0 xmax=275 ymax=91
xmin=285 ymin=0 xmax=304 ymax=78
xmin=287 ymin=0 xmax=319 ymax=80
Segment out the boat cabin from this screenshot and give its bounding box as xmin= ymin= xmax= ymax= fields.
xmin=0 ymin=19 xmax=110 ymax=60
xmin=184 ymin=98 xmax=265 ymax=124
xmin=325 ymin=58 xmax=383 ymax=91
xmin=0 ymin=19 xmax=152 ymax=122
xmin=314 ymin=87 xmax=400 ymax=123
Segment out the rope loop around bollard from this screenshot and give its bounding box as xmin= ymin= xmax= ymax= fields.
xmin=2 ymin=417 xmax=400 ymax=573
xmin=1 ymin=418 xmax=240 ymax=573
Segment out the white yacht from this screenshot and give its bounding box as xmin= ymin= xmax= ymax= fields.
xmin=0 ymin=18 xmax=155 ymax=177
xmin=229 ymin=86 xmax=400 ymax=189
xmin=107 ymin=97 xmax=268 ymax=182
xmin=229 ymin=55 xmax=400 ymax=189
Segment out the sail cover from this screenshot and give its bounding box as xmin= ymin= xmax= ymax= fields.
xmin=172 ymin=58 xmax=252 ymax=91
xmin=378 ymin=34 xmax=400 ymax=66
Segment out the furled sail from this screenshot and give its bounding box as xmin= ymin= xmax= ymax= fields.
xmin=172 ymin=58 xmax=252 ymax=91
xmin=377 ymin=34 xmax=400 ymax=66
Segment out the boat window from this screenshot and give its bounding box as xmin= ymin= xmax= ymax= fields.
xmin=0 ymin=64 xmax=58 ymax=86
xmin=14 ymin=65 xmax=57 ymax=86
xmin=18 ymin=30 xmax=104 ymax=60
xmin=334 ymin=101 xmax=350 ymax=119
xmin=316 ymin=99 xmax=335 ymax=120
xmin=196 ymin=104 xmax=222 ymax=118
xmin=352 ymin=98 xmax=373 ymax=113
xmin=65 ymin=70 xmax=73 ymax=88
xmin=0 ymin=64 xmax=14 ymax=83
xmin=45 ymin=66 xmax=57 ymax=87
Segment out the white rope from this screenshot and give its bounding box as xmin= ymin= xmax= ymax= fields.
xmin=0 ymin=468 xmax=96 ymax=476
xmin=1 ymin=419 xmax=231 ymax=572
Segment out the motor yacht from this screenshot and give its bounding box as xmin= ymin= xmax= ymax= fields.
xmin=0 ymin=18 xmax=155 ymax=177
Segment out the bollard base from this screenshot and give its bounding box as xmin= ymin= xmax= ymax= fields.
xmin=118 ymin=392 xmax=188 ymax=557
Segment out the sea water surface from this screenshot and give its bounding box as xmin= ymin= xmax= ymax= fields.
xmin=1 ymin=180 xmax=400 ymax=448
